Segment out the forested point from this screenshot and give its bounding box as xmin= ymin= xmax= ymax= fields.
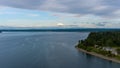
xmin=77 ymin=32 xmax=120 ymax=59
xmin=78 ymin=32 xmax=120 ymax=47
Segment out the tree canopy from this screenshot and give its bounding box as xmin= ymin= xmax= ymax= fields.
xmin=79 ymin=32 xmax=120 ymax=47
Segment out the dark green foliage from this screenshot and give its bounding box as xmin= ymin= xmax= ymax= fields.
xmin=77 ymin=32 xmax=120 ymax=59
xmin=117 ymin=48 xmax=120 ymax=54
xmin=78 ymin=32 xmax=120 ymax=47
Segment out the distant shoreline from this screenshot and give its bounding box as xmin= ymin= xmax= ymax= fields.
xmin=76 ymin=47 xmax=120 ymax=64
xmin=0 ymin=28 xmax=120 ymax=32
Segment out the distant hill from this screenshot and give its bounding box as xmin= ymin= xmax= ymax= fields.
xmin=0 ymin=26 xmax=120 ymax=32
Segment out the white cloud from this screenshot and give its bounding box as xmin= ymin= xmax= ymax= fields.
xmin=113 ymin=9 xmax=120 ymax=15
xmin=92 ymin=5 xmax=108 ymax=11
xmin=0 ymin=11 xmax=18 ymax=15
xmin=27 ymin=14 xmax=39 ymax=17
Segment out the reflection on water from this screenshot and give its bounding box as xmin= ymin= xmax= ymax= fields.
xmin=0 ymin=32 xmax=119 ymax=68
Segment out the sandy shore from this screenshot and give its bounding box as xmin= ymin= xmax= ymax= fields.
xmin=76 ymin=47 xmax=120 ymax=64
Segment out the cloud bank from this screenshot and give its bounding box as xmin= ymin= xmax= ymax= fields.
xmin=0 ymin=0 xmax=120 ymax=28
xmin=0 ymin=0 xmax=120 ymax=18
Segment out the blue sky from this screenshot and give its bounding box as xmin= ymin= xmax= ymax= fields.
xmin=0 ymin=0 xmax=120 ymax=28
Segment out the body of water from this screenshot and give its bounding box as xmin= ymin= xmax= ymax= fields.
xmin=0 ymin=32 xmax=120 ymax=68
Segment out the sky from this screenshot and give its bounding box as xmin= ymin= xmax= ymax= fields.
xmin=0 ymin=0 xmax=120 ymax=28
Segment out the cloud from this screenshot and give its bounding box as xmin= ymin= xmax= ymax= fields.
xmin=94 ymin=22 xmax=106 ymax=26
xmin=39 ymin=0 xmax=68 ymax=12
xmin=0 ymin=11 xmax=18 ymax=15
xmin=111 ymin=9 xmax=120 ymax=18
xmin=78 ymin=23 xmax=98 ymax=28
xmin=27 ymin=14 xmax=39 ymax=17
xmin=52 ymin=12 xmax=83 ymax=18
xmin=0 ymin=0 xmax=120 ymax=18
xmin=92 ymin=5 xmax=108 ymax=11
xmin=0 ymin=0 xmax=44 ymax=9
xmin=0 ymin=0 xmax=120 ymax=28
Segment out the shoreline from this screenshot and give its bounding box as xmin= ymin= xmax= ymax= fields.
xmin=76 ymin=47 xmax=120 ymax=64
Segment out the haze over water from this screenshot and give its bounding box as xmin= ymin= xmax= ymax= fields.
xmin=0 ymin=32 xmax=120 ymax=68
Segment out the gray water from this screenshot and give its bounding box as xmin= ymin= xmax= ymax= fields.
xmin=0 ymin=32 xmax=120 ymax=68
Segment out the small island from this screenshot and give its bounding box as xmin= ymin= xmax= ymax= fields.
xmin=76 ymin=32 xmax=120 ymax=63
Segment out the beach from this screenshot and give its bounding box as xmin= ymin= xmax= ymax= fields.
xmin=76 ymin=47 xmax=120 ymax=64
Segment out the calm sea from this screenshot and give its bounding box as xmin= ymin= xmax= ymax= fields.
xmin=0 ymin=32 xmax=120 ymax=68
